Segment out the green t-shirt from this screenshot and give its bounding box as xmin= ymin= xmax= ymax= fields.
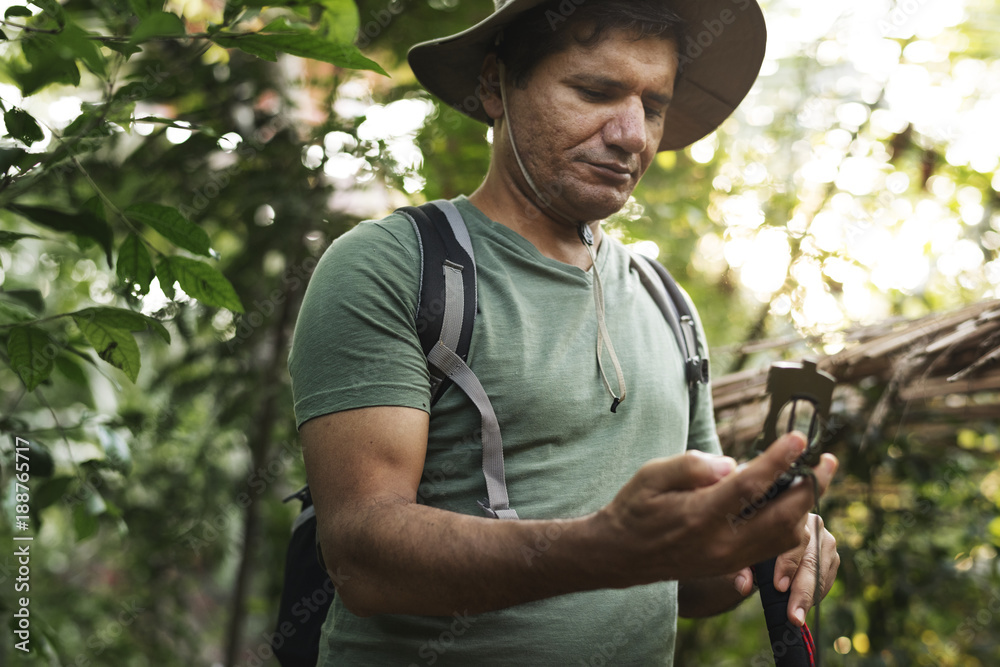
xmin=288 ymin=196 xmax=721 ymax=666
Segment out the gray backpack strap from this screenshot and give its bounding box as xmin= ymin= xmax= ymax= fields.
xmin=630 ymin=254 xmax=687 ymax=360
xmin=427 ymin=342 xmax=518 ymax=520
xmin=431 ymin=199 xmax=477 ymax=265
xmin=629 ymin=252 xmax=708 ymax=422
xmin=407 ymin=201 xmax=519 ymax=520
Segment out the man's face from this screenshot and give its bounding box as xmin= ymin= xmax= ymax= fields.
xmin=500 ymin=28 xmax=679 ymax=222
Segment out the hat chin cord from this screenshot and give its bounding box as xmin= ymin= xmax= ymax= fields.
xmin=497 ymin=61 xmax=627 ymax=413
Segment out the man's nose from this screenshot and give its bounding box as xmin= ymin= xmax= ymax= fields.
xmin=603 ymin=97 xmax=647 ymax=154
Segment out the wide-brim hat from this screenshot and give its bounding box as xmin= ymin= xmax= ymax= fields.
xmin=408 ymin=0 xmax=766 ymax=152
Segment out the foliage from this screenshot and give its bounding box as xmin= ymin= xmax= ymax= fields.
xmin=0 ymin=0 xmax=381 ymax=662
xmin=0 ymin=0 xmax=997 ymax=664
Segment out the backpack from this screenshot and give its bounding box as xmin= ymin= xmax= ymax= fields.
xmin=271 ymin=199 xmax=709 ymax=666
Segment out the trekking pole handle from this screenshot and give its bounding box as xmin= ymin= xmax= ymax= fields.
xmin=748 ymin=359 xmax=835 ymax=667
xmin=749 ymin=474 xmax=816 ymax=666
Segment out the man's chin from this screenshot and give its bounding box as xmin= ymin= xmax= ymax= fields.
xmin=560 ymin=187 xmax=633 ymax=222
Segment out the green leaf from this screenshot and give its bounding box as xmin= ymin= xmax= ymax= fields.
xmin=0 ymin=300 xmax=37 ymax=324
xmin=108 ymin=101 xmax=136 ymax=129
xmin=258 ymin=16 xmax=307 ymax=33
xmin=125 ymin=203 xmax=211 ymax=256
xmin=29 ymin=0 xmax=65 ymax=26
xmin=3 ymin=289 xmax=45 ymax=312
xmin=0 ymin=231 xmax=41 ymax=247
xmin=210 ymin=33 xmax=276 ymax=61
xmin=17 ymin=34 xmax=79 ymax=95
xmin=73 ymin=316 xmax=142 ymax=381
xmin=73 ymin=503 xmax=100 ymax=541
xmin=116 ymin=233 xmax=155 ymax=296
xmin=96 ymin=426 xmax=132 ymax=475
xmin=130 ymin=11 xmax=187 ymax=44
xmin=34 ymin=477 xmax=74 ymax=510
xmin=72 ymin=306 xmax=170 ymax=344
xmin=5 ymin=6 xmax=32 ymax=18
xmin=155 ymin=257 xmax=177 ymax=299
xmin=0 ymin=148 xmax=28 ymax=174
xmin=104 ymin=40 xmax=143 ymax=58
xmin=211 ymin=31 xmax=387 ymax=75
xmin=114 ymin=81 xmax=154 ymax=104
xmin=7 ymin=204 xmax=114 ymax=266
xmin=58 ymin=22 xmax=107 ymax=77
xmin=25 ymin=440 xmax=55 ymax=477
xmin=54 ymin=354 xmax=92 ymax=398
xmin=160 ymin=256 xmax=244 ymax=312
xmin=128 ymin=0 xmax=164 ymax=19
xmin=317 ymin=0 xmax=358 ymax=45
xmin=7 ymin=325 xmax=56 ymax=391
xmin=62 ymin=110 xmax=114 ymax=138
xmin=3 ymin=108 xmax=45 ymax=146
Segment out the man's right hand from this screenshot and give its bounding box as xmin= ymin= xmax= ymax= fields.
xmin=590 ymin=433 xmax=838 ymax=587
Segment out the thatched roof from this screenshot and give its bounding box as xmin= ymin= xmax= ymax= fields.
xmin=712 ymin=299 xmax=1000 ymax=455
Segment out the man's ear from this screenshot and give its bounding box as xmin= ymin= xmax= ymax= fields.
xmin=478 ymin=53 xmax=504 ymax=122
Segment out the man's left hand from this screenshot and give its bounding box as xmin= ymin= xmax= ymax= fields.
xmin=732 ymin=513 xmax=839 ymax=626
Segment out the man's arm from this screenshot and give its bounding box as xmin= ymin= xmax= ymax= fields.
xmin=302 ymin=407 xmax=837 ymax=617
xmin=677 ymin=574 xmax=751 ymax=618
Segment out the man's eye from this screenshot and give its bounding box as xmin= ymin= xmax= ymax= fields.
xmin=579 ymin=89 xmax=607 ymax=101
xmin=645 ymin=107 xmax=664 ymax=119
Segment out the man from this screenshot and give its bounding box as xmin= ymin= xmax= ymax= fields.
xmin=288 ymin=0 xmax=840 ymax=664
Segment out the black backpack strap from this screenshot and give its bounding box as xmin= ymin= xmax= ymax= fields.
xmin=630 ymin=254 xmax=709 ymax=420
xmin=642 ymin=256 xmax=709 ymax=387
xmin=396 ymin=200 xmax=478 ymax=405
xmin=397 ymin=200 xmax=517 ymax=519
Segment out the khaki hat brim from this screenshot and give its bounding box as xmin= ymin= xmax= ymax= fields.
xmin=407 ymin=0 xmax=766 ymax=152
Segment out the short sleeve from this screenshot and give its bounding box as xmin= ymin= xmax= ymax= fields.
xmin=288 ymin=216 xmax=432 ymax=429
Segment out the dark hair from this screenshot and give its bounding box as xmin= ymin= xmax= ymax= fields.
xmin=496 ymin=0 xmax=687 ymax=89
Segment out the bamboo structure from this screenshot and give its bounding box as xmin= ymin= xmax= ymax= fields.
xmin=712 ymin=299 xmax=1000 ymax=455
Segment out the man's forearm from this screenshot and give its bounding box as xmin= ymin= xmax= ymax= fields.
xmin=677 ymin=574 xmax=752 ymax=618
xmin=326 ymin=500 xmax=623 ymax=617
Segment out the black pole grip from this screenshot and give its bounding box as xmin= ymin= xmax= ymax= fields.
xmin=753 ymin=556 xmax=815 ymax=666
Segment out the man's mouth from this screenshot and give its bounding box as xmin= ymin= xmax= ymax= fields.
xmin=586 ymin=161 xmax=635 ymax=183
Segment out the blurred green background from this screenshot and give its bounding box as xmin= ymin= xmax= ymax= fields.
xmin=0 ymin=0 xmax=998 ymax=664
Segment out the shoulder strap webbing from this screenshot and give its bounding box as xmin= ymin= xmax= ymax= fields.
xmin=629 ymin=254 xmax=709 ymax=420
xmin=397 ymin=200 xmax=518 ymax=520
xmin=396 ymin=200 xmax=477 ymax=405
